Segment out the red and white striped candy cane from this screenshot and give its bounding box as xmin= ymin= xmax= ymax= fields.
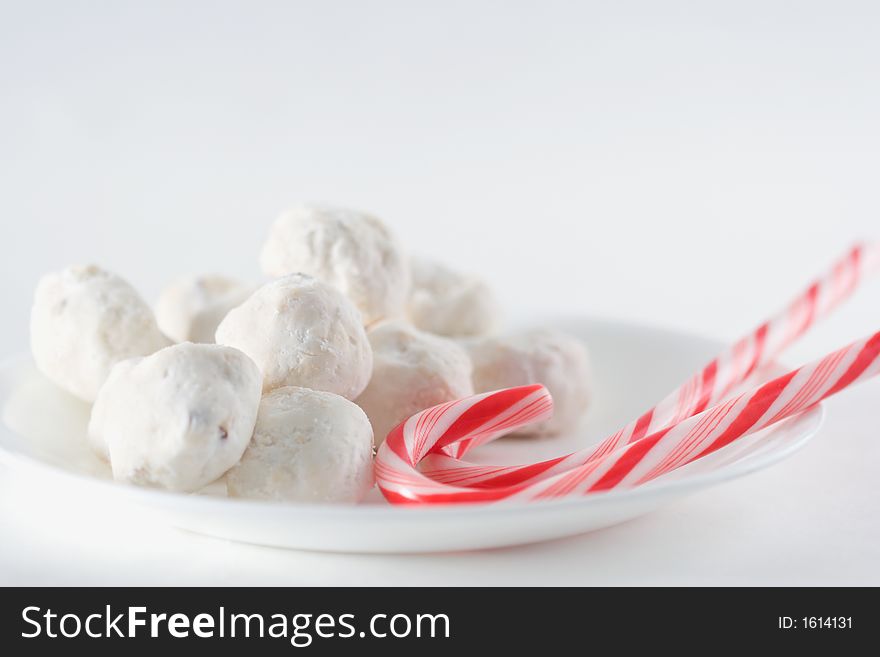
xmin=376 ymin=331 xmax=880 ymax=504
xmin=433 ymin=243 xmax=879 ymax=491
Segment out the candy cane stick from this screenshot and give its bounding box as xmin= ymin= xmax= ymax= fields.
xmin=434 ymin=243 xmax=879 ymax=492
xmin=376 ymin=330 xmax=880 ymax=504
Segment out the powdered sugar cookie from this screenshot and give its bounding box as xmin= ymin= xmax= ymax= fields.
xmin=156 ymin=274 xmax=253 ymax=343
xmin=259 ymin=204 xmax=409 ymax=324
xmin=356 ymin=320 xmax=473 ymax=444
xmin=30 ymin=265 xmax=169 ymax=401
xmin=215 ymin=273 xmax=372 ymax=398
xmin=227 ymin=386 xmax=374 ymax=503
xmin=88 ymin=342 xmax=262 ymax=490
xmin=465 ymin=329 xmax=591 ymax=435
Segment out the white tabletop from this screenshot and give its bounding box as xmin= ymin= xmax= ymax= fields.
xmin=1 ymin=1 xmax=878 ymax=585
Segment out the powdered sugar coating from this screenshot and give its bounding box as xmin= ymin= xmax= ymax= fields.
xmin=465 ymin=329 xmax=592 ymax=436
xmin=156 ymin=274 xmax=254 ymax=344
xmin=30 ymin=265 xmax=170 ymax=402
xmin=88 ymin=343 xmax=262 ymax=491
xmin=407 ymin=257 xmax=499 ymax=337
xmin=259 ymin=204 xmax=410 ymax=325
xmin=226 ymin=386 xmax=374 ymax=503
xmin=214 ymin=273 xmax=373 ymax=398
xmin=356 ymin=320 xmax=473 ymax=444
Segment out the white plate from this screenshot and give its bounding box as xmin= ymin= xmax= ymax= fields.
xmin=0 ymin=317 xmax=822 ymax=553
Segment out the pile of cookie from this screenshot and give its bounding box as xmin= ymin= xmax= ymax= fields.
xmin=30 ymin=204 xmax=591 ymax=503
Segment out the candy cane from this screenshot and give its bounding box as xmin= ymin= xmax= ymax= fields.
xmin=376 ymin=330 xmax=880 ymax=504
xmin=434 ymin=243 xmax=879 ymax=491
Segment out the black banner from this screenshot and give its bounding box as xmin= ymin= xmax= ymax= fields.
xmin=0 ymin=587 xmax=872 ymax=654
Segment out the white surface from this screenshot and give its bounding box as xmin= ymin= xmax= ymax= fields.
xmin=0 ymin=0 xmax=878 ymax=582
xmin=0 ymin=319 xmax=823 ymax=553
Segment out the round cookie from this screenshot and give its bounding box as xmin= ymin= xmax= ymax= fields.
xmin=214 ymin=273 xmax=372 ymax=398
xmin=227 ymin=386 xmax=374 ymax=503
xmin=407 ymin=257 xmax=499 ymax=337
xmin=466 ymin=329 xmax=591 ymax=436
xmin=259 ymin=204 xmax=410 ymax=325
xmin=88 ymin=342 xmax=262 ymax=491
xmin=355 ymin=320 xmax=473 ymax=444
xmin=156 ymin=274 xmax=253 ymax=343
xmin=30 ymin=264 xmax=169 ymax=401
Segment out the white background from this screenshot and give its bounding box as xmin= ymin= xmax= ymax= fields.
xmin=1 ymin=0 xmax=878 ymax=584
